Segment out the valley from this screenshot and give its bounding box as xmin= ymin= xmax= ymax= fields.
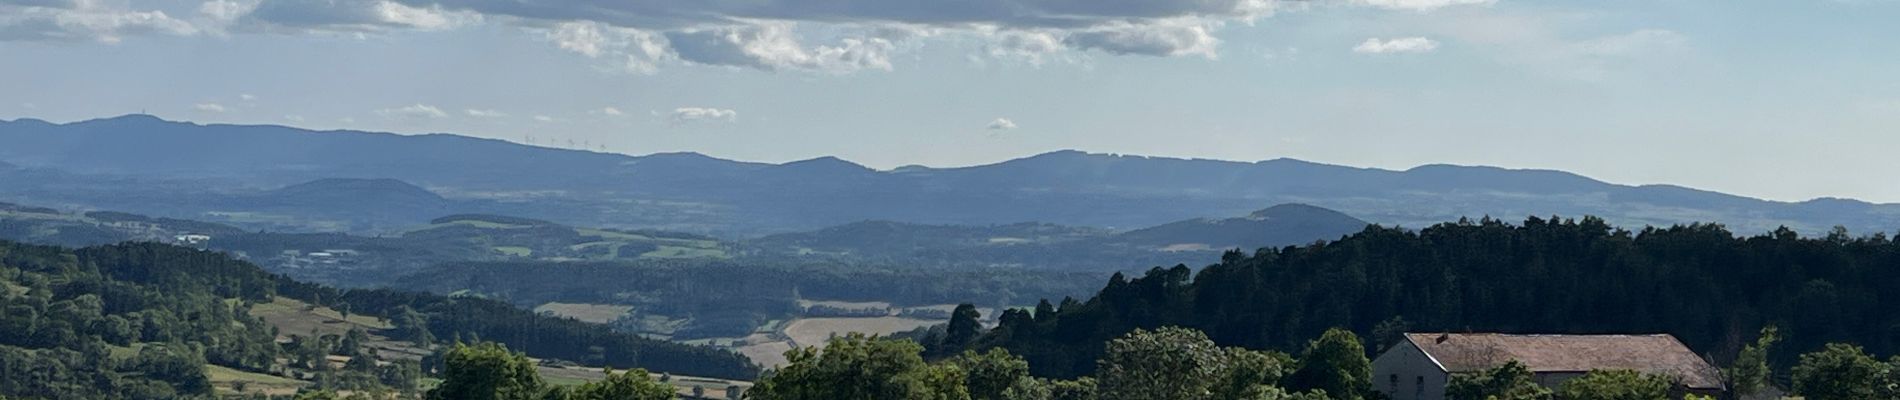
xmin=2 ymin=115 xmax=1899 ymax=400
xmin=10 ymin=4 xmax=1897 ymax=398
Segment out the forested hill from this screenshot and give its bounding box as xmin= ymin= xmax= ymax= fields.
xmin=0 ymin=240 xmax=755 ymax=399
xmin=976 ymin=216 xmax=1900 ymax=378
xmin=6 ymin=115 xmax=1900 ymax=235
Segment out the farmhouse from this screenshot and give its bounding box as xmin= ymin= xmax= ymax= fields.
xmin=173 ymin=233 xmax=211 ymax=245
xmin=1371 ymin=333 xmax=1725 ymax=400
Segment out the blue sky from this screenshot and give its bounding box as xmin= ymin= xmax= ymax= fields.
xmin=3 ymin=0 xmax=1899 ymax=202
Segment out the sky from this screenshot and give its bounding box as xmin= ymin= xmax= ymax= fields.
xmin=2 ymin=0 xmax=1899 ymax=203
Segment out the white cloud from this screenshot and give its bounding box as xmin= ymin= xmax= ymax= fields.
xmin=193 ymin=103 xmax=227 ymax=113
xmin=986 ymin=118 xmax=1018 ymax=130
xmin=669 ymin=107 xmax=737 ymax=124
xmin=202 ymin=0 xmax=1308 ymax=72
xmin=239 ymin=0 xmax=478 ymax=33
xmin=376 ymin=103 xmax=447 ymax=118
xmin=240 ymin=93 xmax=257 ymax=101
xmin=597 ymin=107 xmax=624 ymax=116
xmin=283 ymin=114 xmax=304 ymax=122
xmin=549 ymin=21 xmax=608 ymax=57
xmin=1063 ymin=18 xmax=1222 ymax=59
xmin=0 ymin=0 xmax=1493 ymax=71
xmin=532 ymin=115 xmax=554 ymax=122
xmin=1353 ymin=0 xmax=1496 ymax=12
xmin=982 ymin=29 xmax=1066 ymax=65
xmin=667 ymin=23 xmax=895 ymax=73
xmin=0 ymin=1 xmax=200 ymax=43
xmin=198 ymin=0 xmax=253 ymax=24
xmin=544 ymin=20 xmax=669 ymax=74
xmin=1353 ymin=37 xmax=1439 ymax=54
xmin=464 ymin=108 xmax=506 ymax=118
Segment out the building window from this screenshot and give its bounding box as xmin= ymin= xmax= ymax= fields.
xmin=1389 ymin=374 xmax=1398 ymax=394
xmin=1416 ymin=376 xmax=1425 ymax=398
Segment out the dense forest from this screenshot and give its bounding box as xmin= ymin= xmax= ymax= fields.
xmin=969 ymin=216 xmax=1900 ymax=379
xmin=0 ymin=240 xmax=283 ymax=398
xmin=0 ymin=240 xmax=756 ymax=399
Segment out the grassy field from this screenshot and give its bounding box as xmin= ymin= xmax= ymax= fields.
xmin=250 ymin=297 xmax=392 ymax=336
xmin=639 ymin=245 xmax=727 ymax=258
xmin=493 ymin=246 xmax=534 ymax=257
xmin=533 ymin=302 xmax=634 ymax=324
xmin=413 ymin=219 xmax=533 ymax=231
xmin=203 ymin=211 xmax=351 ymax=232
xmin=242 ymin=297 xmax=756 ymax=396
xmin=209 ymin=364 xmax=309 ymax=396
xmin=796 ymin=299 xmax=893 ymax=310
xmin=1 ymin=280 xmax=24 ymax=297
xmin=398 ymin=220 xmax=728 ymax=261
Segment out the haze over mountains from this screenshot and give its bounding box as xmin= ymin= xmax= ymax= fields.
xmin=3 ymin=114 xmax=1895 ymax=236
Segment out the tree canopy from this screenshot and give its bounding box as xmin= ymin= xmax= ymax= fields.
xmin=1445 ymin=361 xmax=1551 ymax=400
xmin=975 ymin=217 xmax=1900 ymax=378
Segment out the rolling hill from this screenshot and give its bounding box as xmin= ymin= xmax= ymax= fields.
xmin=746 ymin=204 xmax=1371 ymax=270
xmin=0 ymin=204 xmax=731 ymax=286
xmin=1109 ymin=203 xmax=1369 ymax=251
xmin=4 ymin=115 xmax=1897 ymax=236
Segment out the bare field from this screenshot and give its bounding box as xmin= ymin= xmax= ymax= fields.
xmin=534 ymin=302 xmax=634 ymax=324
xmin=782 ymin=317 xmax=940 ymax=348
xmin=737 ymin=341 xmax=795 ymax=369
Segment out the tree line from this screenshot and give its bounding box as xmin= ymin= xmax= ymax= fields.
xmin=392 ymin=259 xmax=1106 ymax=339
xmin=964 ymin=216 xmax=1900 ymax=379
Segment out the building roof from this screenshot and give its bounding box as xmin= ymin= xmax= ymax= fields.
xmin=1403 ymin=333 xmax=1724 ymax=390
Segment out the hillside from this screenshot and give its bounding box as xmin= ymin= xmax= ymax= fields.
xmin=5 ymin=116 xmax=1899 ymax=235
xmin=0 ymin=202 xmax=244 ymax=247
xmin=0 ymin=239 xmax=756 ymax=400
xmin=0 ymin=199 xmax=1363 ymax=287
xmin=748 ymin=221 xmax=1109 ymax=258
xmin=1109 ymin=203 xmax=1369 ymax=251
xmin=0 ymin=205 xmax=732 ymax=286
xmin=392 ymin=259 xmax=1106 ymax=341
xmin=965 ymin=216 xmax=1900 ymax=379
xmin=746 ymin=204 xmax=1370 ymax=270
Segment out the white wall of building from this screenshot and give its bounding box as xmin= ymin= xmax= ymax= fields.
xmin=1371 ymin=339 xmax=1450 ymax=400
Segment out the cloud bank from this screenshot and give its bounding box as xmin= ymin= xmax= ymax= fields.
xmin=2 ymin=0 xmax=1494 ymax=72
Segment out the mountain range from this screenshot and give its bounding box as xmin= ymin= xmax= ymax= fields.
xmin=3 ymin=114 xmax=1895 ymax=236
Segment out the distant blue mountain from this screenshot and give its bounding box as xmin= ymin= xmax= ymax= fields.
xmin=2 ymin=114 xmax=1895 ymax=235
xmin=1112 ymin=204 xmax=1370 ymax=250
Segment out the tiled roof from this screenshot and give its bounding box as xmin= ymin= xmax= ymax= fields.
xmin=1405 ymin=333 xmax=1724 ymax=390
